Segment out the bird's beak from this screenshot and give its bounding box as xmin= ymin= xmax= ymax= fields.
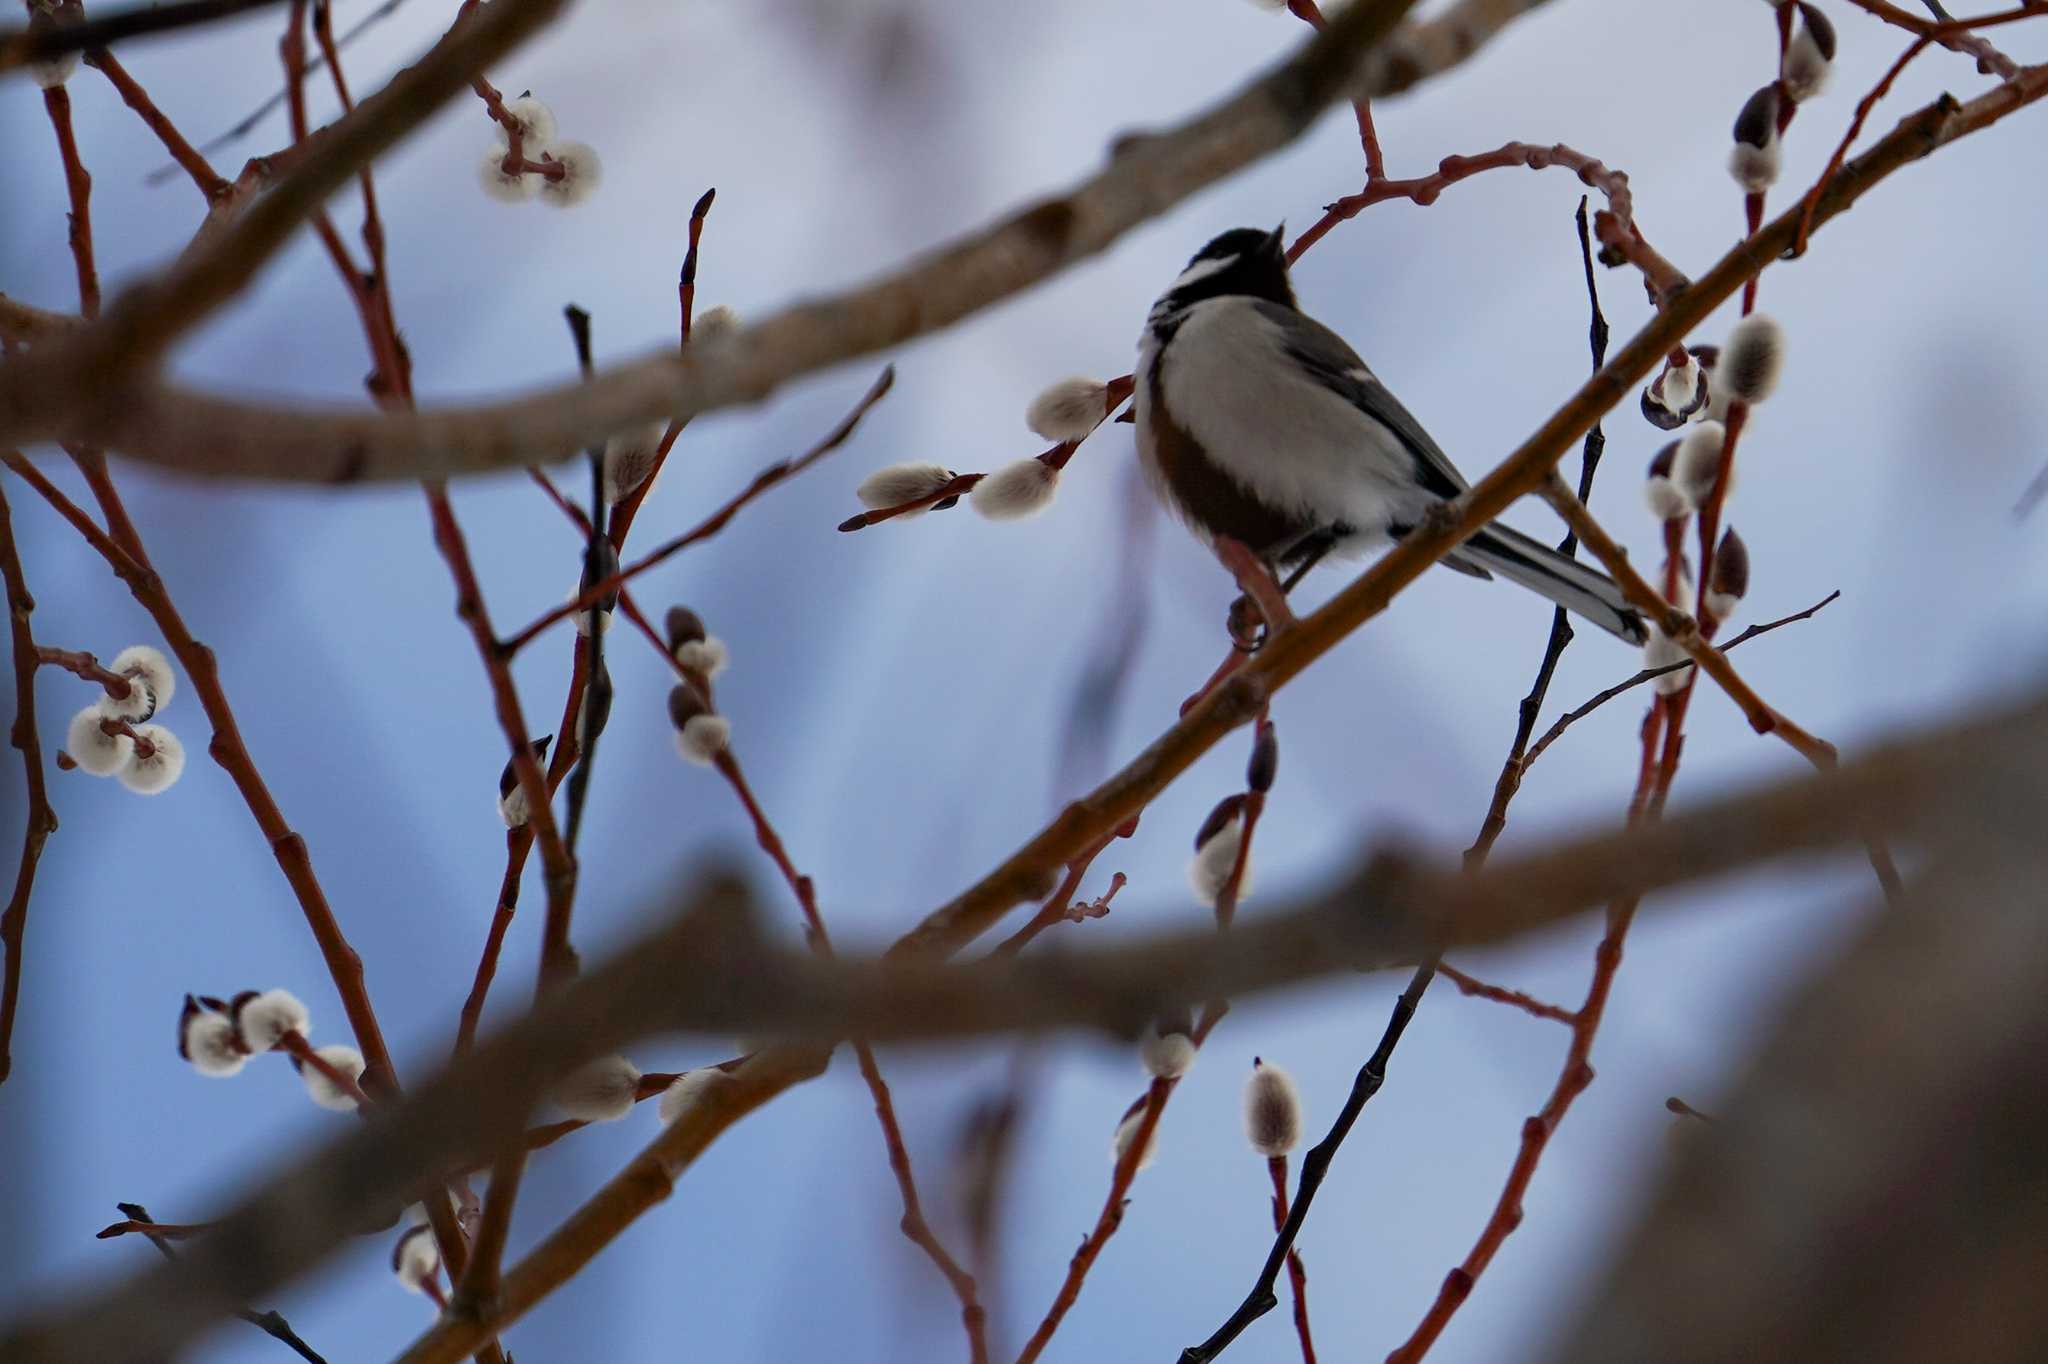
xmin=1265 ymin=223 xmax=1287 ymax=259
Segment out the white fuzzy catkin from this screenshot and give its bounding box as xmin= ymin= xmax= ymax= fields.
xmin=676 ymin=714 xmax=731 ymax=765
xmin=567 ymin=586 xmax=614 ymax=636
xmin=554 ymin=1054 xmax=643 ymax=1122
xmin=855 ymin=462 xmax=956 ymax=512
xmin=1111 ymin=1098 xmax=1159 ymax=1172
xmin=693 ymin=305 xmax=741 ymax=342
xmin=118 ymin=725 xmax=185 ymax=795
xmin=31 ymin=51 xmax=79 ymax=88
xmin=969 ymin=458 xmax=1059 ymax=521
xmin=1188 ymin=816 xmax=1252 ymax=908
xmin=101 ymin=645 xmax=175 ymax=721
xmin=1024 ymin=377 xmax=1111 ymax=442
xmin=1643 ymin=475 xmax=1691 ymax=523
xmin=1139 ymin=1022 xmax=1196 ymax=1080
xmin=236 ymin=989 xmax=311 ymax=1053
xmin=535 ymin=141 xmax=602 ymax=207
xmin=477 ymin=149 xmax=538 ymax=204
xmin=1720 ymin=313 xmax=1786 ymax=406
xmin=657 ymin=1068 xmax=727 ymax=1124
xmin=1673 ymin=422 xmax=1727 ymax=507
xmin=500 ymin=95 xmax=557 ymax=148
xmin=674 ymin=636 xmax=729 ymax=679
xmin=1659 ymin=359 xmax=1704 ymax=418
xmin=1643 ymin=629 xmax=1696 ymax=696
xmin=391 ymin=1225 xmax=442 ymax=1295
xmin=1244 ymin=1060 xmax=1303 ymax=1157
xmin=66 ymin=706 xmax=134 ymax=776
xmin=182 ymin=1009 xmax=247 ymax=1078
xmin=603 ymin=422 xmax=667 ymax=503
xmin=1781 ymin=6 xmax=1836 ymax=102
xmin=302 ymin=1044 xmax=367 ymax=1111
xmin=1727 ymin=141 xmax=1781 ymax=193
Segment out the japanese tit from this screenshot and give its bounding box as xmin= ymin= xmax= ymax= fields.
xmin=1135 ymin=226 xmax=1646 ymax=644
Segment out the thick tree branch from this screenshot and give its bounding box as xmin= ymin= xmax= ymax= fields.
xmin=2 ymin=0 xmax=1437 ymax=474
xmin=0 ymin=0 xmax=570 ymax=447
xmin=7 ymin=686 xmax=2047 ymax=1362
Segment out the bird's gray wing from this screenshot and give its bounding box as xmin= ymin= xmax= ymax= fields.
xmin=1251 ymin=299 xmax=1469 ymax=500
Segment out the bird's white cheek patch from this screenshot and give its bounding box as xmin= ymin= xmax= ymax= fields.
xmin=1167 ymin=255 xmax=1236 ymax=293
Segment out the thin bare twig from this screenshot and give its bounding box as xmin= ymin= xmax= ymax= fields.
xmin=1520 ymin=591 xmax=1842 ymax=775
xmin=0 ymin=485 xmax=57 ymax=1086
xmin=108 ymin=1204 xmax=328 ymax=1364
xmin=13 ymin=688 xmax=2048 ymax=1361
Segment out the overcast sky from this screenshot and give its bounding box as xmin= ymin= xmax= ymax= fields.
xmin=4 ymin=1 xmax=2047 ymax=1360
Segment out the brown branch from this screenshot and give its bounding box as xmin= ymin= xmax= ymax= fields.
xmin=0 ymin=0 xmax=571 ymax=446
xmin=0 ymin=485 xmax=57 ymax=1086
xmin=1540 ymin=476 xmax=1839 ymax=770
xmin=33 ymin=645 xmax=132 ymax=697
xmin=11 ymin=689 xmax=2048 ymax=1361
xmin=1838 ymin=0 xmax=2025 ymax=79
xmin=41 ymin=84 xmax=100 ymax=320
xmin=84 ymin=48 xmax=229 ymax=200
xmin=9 ymin=0 xmax=1451 ymax=475
xmin=1438 ymin=963 xmax=1575 ymax=1025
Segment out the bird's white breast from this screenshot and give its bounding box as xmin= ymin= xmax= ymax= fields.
xmin=1138 ymin=298 xmax=1434 ymax=552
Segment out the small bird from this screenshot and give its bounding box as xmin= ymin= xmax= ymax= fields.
xmin=1135 ymin=226 xmax=1646 ymax=644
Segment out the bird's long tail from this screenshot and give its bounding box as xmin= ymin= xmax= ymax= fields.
xmin=1458 ymin=523 xmax=1647 ymax=644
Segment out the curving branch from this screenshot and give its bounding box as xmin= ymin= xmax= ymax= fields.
xmin=7 ymin=683 xmax=2045 ymax=1363
xmin=0 ymin=0 xmax=570 ymax=448
xmin=3 ymin=0 xmax=1513 ymax=477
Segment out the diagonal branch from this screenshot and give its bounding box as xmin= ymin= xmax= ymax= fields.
xmin=2 ymin=0 xmax=1434 ymax=474
xmin=10 ymin=684 xmax=2044 ymax=1364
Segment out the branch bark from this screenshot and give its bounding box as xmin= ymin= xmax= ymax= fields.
xmin=2 ymin=0 xmax=1440 ymax=475
xmin=6 ymin=685 xmax=2047 ymax=1362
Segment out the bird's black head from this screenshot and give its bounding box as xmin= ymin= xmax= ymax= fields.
xmin=1158 ymin=225 xmax=1294 ymax=312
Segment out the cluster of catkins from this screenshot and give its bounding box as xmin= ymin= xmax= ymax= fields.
xmin=476 ymin=94 xmax=602 ymax=208
xmin=64 ymin=646 xmax=187 ymax=795
xmin=496 ymin=605 xmax=733 ymax=828
xmin=175 ymin=988 xmax=371 ymax=1110
xmin=1637 ymin=318 xmax=1782 ymax=692
xmin=853 ymin=376 xmax=1116 ymax=523
xmin=1728 ymin=3 xmax=1838 ymax=195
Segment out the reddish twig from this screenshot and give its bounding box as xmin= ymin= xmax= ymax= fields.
xmin=33 ymin=645 xmax=132 ymax=698
xmin=277 ymin=1030 xmax=374 ymax=1109
xmin=1 ymin=460 xmax=403 ymax=1097
xmin=39 ymin=85 xmax=99 ymax=319
xmin=700 ymin=741 xmax=986 ymax=1361
xmin=0 ymin=486 xmax=58 ymax=1087
xmin=988 ymin=830 xmax=1125 ymax=958
xmin=1265 ymin=1157 xmax=1318 ymax=1364
xmin=1519 ymin=590 xmax=1841 ymax=775
xmin=84 ymin=48 xmax=229 ymax=199
xmin=504 ymin=365 xmax=895 ymax=653
xmin=1015 ymin=1075 xmax=1175 ymax=1364
xmin=1437 ymin=963 xmax=1575 ymax=1025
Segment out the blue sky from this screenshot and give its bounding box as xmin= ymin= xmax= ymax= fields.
xmin=5 ymin=1 xmax=2047 ymax=1360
